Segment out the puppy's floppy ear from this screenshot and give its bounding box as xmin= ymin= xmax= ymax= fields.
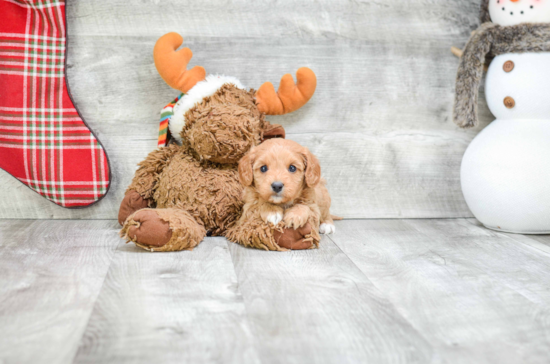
xmin=238 ymin=151 xmax=255 ymax=186
xmin=303 ymin=148 xmax=321 ymax=187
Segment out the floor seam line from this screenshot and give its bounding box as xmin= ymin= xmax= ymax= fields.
xmin=324 ymin=232 xmax=437 ymax=352
xmin=405 ymin=219 xmax=550 ymax=311
xmin=224 ymin=238 xmax=266 ymax=364
xmin=69 ymin=238 xmax=121 ymax=364
xmin=463 ymin=219 xmax=550 ymax=258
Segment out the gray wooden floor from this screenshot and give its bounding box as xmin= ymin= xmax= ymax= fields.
xmin=1 ymin=219 xmax=550 ymax=364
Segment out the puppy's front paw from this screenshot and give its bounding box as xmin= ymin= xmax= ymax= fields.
xmin=283 ymin=210 xmax=309 ymax=229
xmin=265 ymin=211 xmax=283 ymax=225
xmin=320 ymin=223 xmax=335 ymax=235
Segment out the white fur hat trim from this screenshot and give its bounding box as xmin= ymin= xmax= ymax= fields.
xmin=169 ymin=74 xmax=246 ymax=143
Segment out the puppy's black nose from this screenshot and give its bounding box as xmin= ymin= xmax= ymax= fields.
xmin=271 ymin=182 xmax=284 ymax=193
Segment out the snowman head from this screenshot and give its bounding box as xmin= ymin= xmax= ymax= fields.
xmin=488 ymin=0 xmax=550 ymax=26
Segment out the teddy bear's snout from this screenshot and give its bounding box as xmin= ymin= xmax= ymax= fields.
xmin=184 ymin=104 xmax=264 ymax=164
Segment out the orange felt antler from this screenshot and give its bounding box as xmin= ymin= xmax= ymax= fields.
xmin=153 ymin=32 xmax=206 ymax=93
xmin=255 ymin=67 xmax=317 ymax=115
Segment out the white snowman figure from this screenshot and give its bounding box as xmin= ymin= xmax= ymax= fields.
xmin=454 ymin=0 xmax=550 ymax=233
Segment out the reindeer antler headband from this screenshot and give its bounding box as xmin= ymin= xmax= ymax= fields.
xmin=153 ymin=33 xmax=317 ymax=116
xmin=153 ymin=33 xmax=207 ymax=94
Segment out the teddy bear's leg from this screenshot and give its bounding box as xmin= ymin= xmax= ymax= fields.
xmin=274 ymin=222 xmax=321 ymax=250
xmin=226 ymin=216 xmax=320 ymax=251
xmin=118 ymin=145 xmax=180 ymax=226
xmin=120 ymin=208 xmax=206 ymax=252
xmin=118 ymin=190 xmax=149 ymax=225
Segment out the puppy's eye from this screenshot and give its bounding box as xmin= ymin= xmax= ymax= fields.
xmin=260 ymin=165 xmax=268 ymax=173
xmin=289 ymin=165 xmax=297 ymax=173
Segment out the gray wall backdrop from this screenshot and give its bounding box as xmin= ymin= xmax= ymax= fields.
xmin=0 ymin=0 xmax=493 ymax=219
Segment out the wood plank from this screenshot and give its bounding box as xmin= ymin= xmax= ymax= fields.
xmin=73 ymin=237 xmax=261 ymax=364
xmin=0 ymin=220 xmax=37 ymax=246
xmin=67 ymin=0 xmax=480 ymax=41
xmin=520 ymin=234 xmax=550 ymax=250
xmin=0 ymin=220 xmax=119 ymax=364
xmin=410 ymin=219 xmax=550 ymax=308
xmin=329 ymin=219 xmax=550 ymax=363
xmin=227 ymin=235 xmax=434 ymax=364
xmin=0 ymin=0 xmax=491 ymax=219
xmin=483 ymin=221 xmax=550 ymax=256
xmin=508 ymin=234 xmax=550 ymax=255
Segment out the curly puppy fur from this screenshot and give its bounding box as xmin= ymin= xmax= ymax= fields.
xmin=454 ymin=20 xmax=550 ymax=128
xmin=121 ymin=84 xmax=291 ymax=251
xmin=231 ymin=139 xmax=333 ymax=245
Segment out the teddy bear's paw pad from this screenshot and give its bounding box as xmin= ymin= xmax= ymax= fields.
xmin=126 ymin=210 xmax=173 ymax=248
xmin=320 ymin=223 xmax=336 ymax=235
xmin=274 ymin=222 xmax=314 ymax=250
xmin=118 ymin=190 xmax=150 ymax=226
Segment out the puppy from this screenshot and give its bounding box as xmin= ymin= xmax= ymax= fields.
xmin=238 ymin=138 xmax=336 ymax=234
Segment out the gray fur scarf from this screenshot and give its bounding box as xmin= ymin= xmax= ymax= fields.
xmin=454 ymin=22 xmax=550 ymax=128
xmin=480 ymin=0 xmax=491 ymax=24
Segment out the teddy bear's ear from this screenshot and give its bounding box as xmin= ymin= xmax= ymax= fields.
xmin=262 ymin=123 xmax=286 ymax=141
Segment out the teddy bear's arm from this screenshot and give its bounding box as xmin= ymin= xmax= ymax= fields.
xmin=118 ymin=144 xmax=180 ymax=225
xmin=127 ymin=144 xmax=179 ymax=197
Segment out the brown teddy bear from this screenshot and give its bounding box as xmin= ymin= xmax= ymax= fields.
xmin=118 ymin=33 xmax=318 ymax=252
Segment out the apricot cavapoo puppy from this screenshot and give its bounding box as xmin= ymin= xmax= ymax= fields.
xmin=238 ymin=138 xmax=336 ymax=235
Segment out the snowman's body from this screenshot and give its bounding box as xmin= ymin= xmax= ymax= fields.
xmin=459 ymin=0 xmax=550 ymax=233
xmin=461 ymin=52 xmax=550 ymax=233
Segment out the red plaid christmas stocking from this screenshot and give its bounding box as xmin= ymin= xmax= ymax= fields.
xmin=0 ymin=0 xmax=110 ymax=208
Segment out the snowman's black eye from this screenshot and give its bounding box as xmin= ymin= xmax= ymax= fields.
xmin=260 ymin=165 xmax=268 ymax=173
xmin=288 ymin=165 xmax=297 ymax=173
